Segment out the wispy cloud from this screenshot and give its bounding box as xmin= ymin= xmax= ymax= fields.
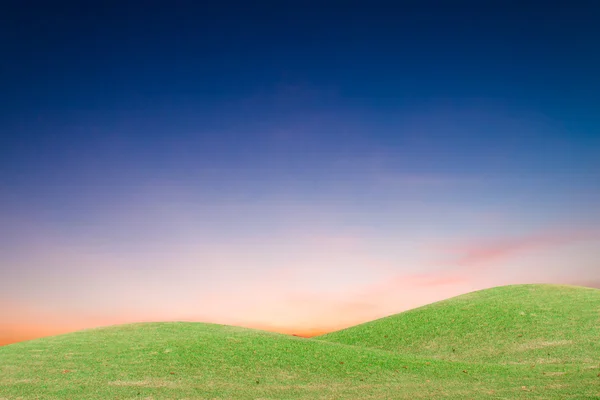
xmin=2 ymin=227 xmax=598 ymax=345
xmin=327 ymin=227 xmax=600 ymax=327
xmin=203 ymin=227 xmax=600 ymax=336
xmin=444 ymin=229 xmax=600 ymax=270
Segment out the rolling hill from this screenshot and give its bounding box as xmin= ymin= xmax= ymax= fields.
xmin=317 ymin=284 xmax=600 ymax=365
xmin=0 ymin=284 xmax=598 ymax=399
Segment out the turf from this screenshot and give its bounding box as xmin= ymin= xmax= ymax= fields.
xmin=0 ymin=284 xmax=599 ymax=399
xmin=316 ymin=284 xmax=600 ymax=364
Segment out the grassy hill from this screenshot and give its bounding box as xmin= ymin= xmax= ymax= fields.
xmin=1 ymin=284 xmax=599 ymax=399
xmin=317 ymin=284 xmax=600 ymax=365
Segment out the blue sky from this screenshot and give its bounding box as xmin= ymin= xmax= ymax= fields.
xmin=1 ymin=1 xmax=599 ymax=343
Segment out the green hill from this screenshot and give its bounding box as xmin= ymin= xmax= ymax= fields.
xmin=1 ymin=284 xmax=598 ymax=399
xmin=316 ymin=284 xmax=600 ymax=365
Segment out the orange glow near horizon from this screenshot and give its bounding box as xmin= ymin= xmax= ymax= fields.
xmin=2 ymin=229 xmax=599 ymax=347
xmin=2 ymin=277 xmax=599 ymax=347
xmin=0 ymin=318 xmax=350 ymax=346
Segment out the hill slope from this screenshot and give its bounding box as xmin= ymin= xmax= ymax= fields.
xmin=1 ymin=285 xmax=599 ymax=399
xmin=0 ymin=322 xmax=516 ymax=399
xmin=316 ymin=284 xmax=600 ymax=365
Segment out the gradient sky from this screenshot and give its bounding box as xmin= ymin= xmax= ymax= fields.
xmin=1 ymin=1 xmax=600 ymax=345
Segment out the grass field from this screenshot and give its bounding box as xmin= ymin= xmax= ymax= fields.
xmin=1 ymin=284 xmax=599 ymax=399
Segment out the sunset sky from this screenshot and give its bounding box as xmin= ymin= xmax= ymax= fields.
xmin=1 ymin=1 xmax=599 ymax=346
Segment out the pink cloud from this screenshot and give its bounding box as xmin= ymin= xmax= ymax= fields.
xmin=3 ymin=227 xmax=597 ymax=346
xmin=446 ymin=229 xmax=600 ymax=269
xmin=331 ymin=227 xmax=600 ymax=326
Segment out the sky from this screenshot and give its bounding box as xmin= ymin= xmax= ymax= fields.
xmin=1 ymin=1 xmax=599 ymax=345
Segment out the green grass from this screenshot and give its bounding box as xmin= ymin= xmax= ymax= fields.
xmin=1 ymin=284 xmax=599 ymax=399
xmin=316 ymin=284 xmax=600 ymax=364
